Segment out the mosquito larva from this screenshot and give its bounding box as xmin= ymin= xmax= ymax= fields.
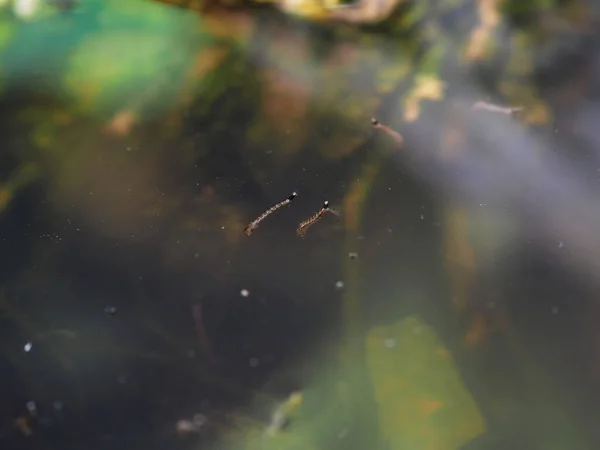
xmin=296 ymin=201 xmax=339 ymax=237
xmin=471 ymin=101 xmax=523 ymax=116
xmin=371 ymin=117 xmax=404 ymax=148
xmin=244 ymin=192 xmax=297 ymax=236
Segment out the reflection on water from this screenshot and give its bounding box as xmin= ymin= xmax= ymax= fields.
xmin=1 ymin=1 xmax=600 ymax=449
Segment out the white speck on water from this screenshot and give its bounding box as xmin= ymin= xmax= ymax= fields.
xmin=249 ymin=357 xmax=259 ymax=367
xmin=335 ymin=281 xmax=344 ymax=290
xmin=558 ymin=241 xmax=564 ymax=248
xmin=420 ymin=214 xmax=424 ymax=220
xmin=348 ymin=252 xmax=358 ymax=259
xmin=194 ymin=253 xmax=199 ymax=258
xmin=384 ymin=338 xmax=396 ymax=348
xmin=221 ymin=226 xmax=225 ymax=230
xmin=26 ymin=401 xmax=36 ymax=413
xmin=24 ymin=342 xmax=32 ymax=352
xmin=551 ymin=306 xmax=559 ymax=314
xmin=240 ymin=289 xmax=250 ymax=297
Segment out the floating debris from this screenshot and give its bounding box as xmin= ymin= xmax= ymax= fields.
xmin=176 ymin=419 xmax=200 ymax=436
xmin=266 ymin=392 xmax=303 ymax=437
xmin=191 ymin=303 xmax=217 ymax=367
xmin=14 ymin=415 xmax=33 ymax=436
xmin=192 ymin=413 xmax=206 ymax=428
xmin=240 ymin=289 xmax=250 ymax=297
xmin=335 ymin=281 xmax=345 ymax=290
xmin=24 ymin=342 xmax=32 ymax=352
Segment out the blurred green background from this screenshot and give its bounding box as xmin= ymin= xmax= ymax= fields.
xmin=0 ymin=0 xmax=599 ymax=449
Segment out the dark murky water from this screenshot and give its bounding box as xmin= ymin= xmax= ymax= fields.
xmin=1 ymin=2 xmax=600 ymax=450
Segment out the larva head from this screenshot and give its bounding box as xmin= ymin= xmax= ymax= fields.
xmin=323 ymin=201 xmax=329 ymax=209
xmin=371 ymin=118 xmax=379 ymax=126
xmin=289 ymin=192 xmax=298 ymax=201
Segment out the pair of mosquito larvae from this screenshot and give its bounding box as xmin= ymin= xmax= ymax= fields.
xmin=244 ymin=193 xmax=338 ymax=237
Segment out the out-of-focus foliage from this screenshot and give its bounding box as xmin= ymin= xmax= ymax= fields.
xmin=0 ymin=0 xmax=591 ymax=217
xmin=154 ymin=0 xmax=593 ymax=127
xmin=0 ymin=162 xmax=37 ymax=213
xmin=2 ymin=0 xmax=204 ymax=120
xmin=225 ymin=316 xmax=484 ymax=450
xmin=366 ymin=316 xmax=485 ymax=450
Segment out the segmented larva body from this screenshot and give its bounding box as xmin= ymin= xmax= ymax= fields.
xmin=296 ymin=201 xmax=339 ymax=237
xmin=244 ymin=192 xmax=297 ymax=236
